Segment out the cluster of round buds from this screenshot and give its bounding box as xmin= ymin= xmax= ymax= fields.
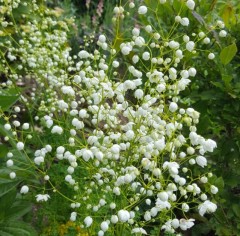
xmin=0 ymin=0 xmax=224 ymax=235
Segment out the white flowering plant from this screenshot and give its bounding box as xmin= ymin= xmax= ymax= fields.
xmin=0 ymin=0 xmax=227 ymax=235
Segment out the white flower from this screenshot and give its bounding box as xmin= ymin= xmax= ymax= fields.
xmin=9 ymin=172 xmax=16 ymax=179
xmin=16 ymin=142 xmax=24 ymax=150
xmin=121 ymin=45 xmax=132 ymax=55
xmin=78 ymin=50 xmax=89 ymax=59
xmin=134 ymin=89 xmax=144 ymax=99
xmin=135 ymin=36 xmax=145 ymax=47
xmin=98 ymin=34 xmax=106 ymax=43
xmin=82 ymin=149 xmax=94 ymax=162
xmin=169 ymin=102 xmax=178 ymax=112
xmin=196 ymin=155 xmax=207 ymax=168
xmin=175 ymin=15 xmax=182 ymax=23
xmin=171 ymin=219 xmax=180 ymax=228
xmin=51 ymin=125 xmax=63 ymax=134
xmin=179 ymin=218 xmax=195 ymax=230
xmin=182 ymin=203 xmax=189 ymax=212
xmin=72 ymin=118 xmax=84 ymax=129
xmin=34 ymin=156 xmax=44 ymax=165
xmin=180 ymin=17 xmax=189 ymax=26
xmin=186 ymin=41 xmax=195 ymax=52
xmin=112 ymin=60 xmax=119 ymax=68
xmin=145 ymin=25 xmax=152 ymax=33
xmin=138 ymin=6 xmax=148 ymax=15
xmin=36 ymin=194 xmax=50 ymax=202
xmin=111 ymin=144 xmax=120 ymax=154
xmin=98 ymin=231 xmax=104 ymax=236
xmin=198 ymin=200 xmax=217 ymax=216
xmin=142 ymin=51 xmax=150 ymax=61
xmin=79 ymin=109 xmax=87 ymax=118
xmin=155 ymin=199 xmax=171 ymax=210
xmin=201 ymin=193 xmax=208 ymax=201
xmin=20 ymin=185 xmax=29 ymax=194
xmin=186 ymin=0 xmax=195 ymax=10
xmin=188 ymin=67 xmax=197 ymax=77
xmin=153 ymin=168 xmax=161 ymax=177
xmin=210 ymin=185 xmax=218 ymax=194
xmin=131 ymin=228 xmax=147 ymax=235
xmin=158 ymin=192 xmax=168 ymax=201
xmin=125 ymin=130 xmax=135 ymax=140
xmin=84 ymin=216 xmax=93 ymax=227
xmin=203 ymin=37 xmax=210 ymax=44
xmin=61 ymin=85 xmax=75 ymax=96
xmin=6 ymin=159 xmax=13 ymax=167
xmin=208 ymin=53 xmax=215 ymax=60
xmin=202 ymin=139 xmax=217 ymax=152
xmin=100 ymin=221 xmax=109 ymax=232
xmin=131 ymin=55 xmax=139 ymax=65
xmin=169 ymin=40 xmax=179 ymax=49
xmin=178 ymin=78 xmax=191 ymax=91
xmin=154 ymin=138 xmax=166 ymax=151
xmin=129 ymin=2 xmax=135 ymax=8
xmin=118 ymin=209 xmax=130 ymax=222
xmin=216 ymin=20 xmax=225 ymax=28
xmin=56 ymin=146 xmax=65 ymax=154
xmin=111 ymin=215 xmax=118 ymax=224
xmin=144 ymin=211 xmax=151 ymax=221
xmin=70 ymin=212 xmax=77 ymax=221
xmin=200 ymin=176 xmax=208 ymax=183
xmin=219 ymin=30 xmax=227 ymax=37
xmin=4 ymin=124 xmax=11 ymax=130
xmin=132 ymin=27 xmax=140 ymax=36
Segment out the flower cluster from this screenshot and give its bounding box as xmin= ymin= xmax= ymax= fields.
xmin=0 ymin=0 xmax=225 ymax=235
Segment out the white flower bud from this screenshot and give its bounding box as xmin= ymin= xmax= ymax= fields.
xmin=186 ymin=41 xmax=195 ymax=52
xmin=16 ymin=142 xmax=24 ymax=150
xmin=210 ymin=185 xmax=218 ymax=194
xmin=6 ymin=159 xmax=14 ymax=167
xmin=10 ymin=172 xmax=16 ymax=179
xmin=4 ymin=124 xmax=11 ymax=130
xmin=219 ymin=30 xmax=227 ymax=37
xmin=142 ymin=52 xmax=150 ymax=61
xmin=158 ymin=192 xmax=168 ymax=201
xmin=20 ymin=185 xmax=29 ymax=194
xmin=111 ymin=215 xmax=118 ymax=224
xmin=98 ymin=35 xmax=106 ymax=43
xmin=208 ymin=53 xmax=215 ymax=60
xmin=118 ymin=210 xmax=130 ymax=222
xmin=138 ymin=6 xmax=148 ymax=15
xmin=100 ymin=221 xmax=109 ymax=232
xmin=181 ymin=17 xmax=189 ymax=26
xmin=169 ymin=102 xmax=178 ymax=112
xmin=196 ymin=155 xmax=207 ymax=168
xmin=186 ymin=0 xmax=195 ymax=10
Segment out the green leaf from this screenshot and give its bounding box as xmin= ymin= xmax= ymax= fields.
xmin=220 ymin=43 xmax=238 ymax=65
xmin=214 ymin=177 xmax=225 ymax=190
xmin=232 ymin=204 xmax=240 ymax=218
xmin=0 ymin=181 xmax=19 ymax=198
xmin=5 ymin=201 xmax=32 ymax=221
xmin=222 ymin=74 xmax=233 ymax=85
xmin=0 ymin=144 xmax=8 ymax=158
xmin=0 ymin=189 xmax=16 ymax=221
xmin=192 ymin=222 xmax=211 ymax=236
xmin=0 ymin=221 xmax=37 ymax=236
xmin=0 ymin=95 xmax=19 ymax=111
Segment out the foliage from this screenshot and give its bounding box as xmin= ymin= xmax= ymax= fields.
xmin=183 ymin=0 xmax=240 ymax=235
xmin=0 ymin=179 xmax=37 ymax=236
